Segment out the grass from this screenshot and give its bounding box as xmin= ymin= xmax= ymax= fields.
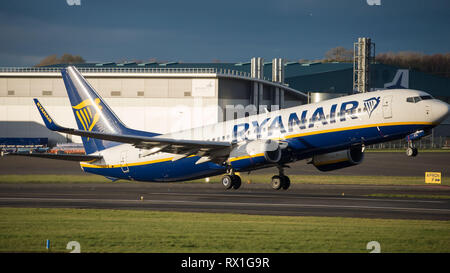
xmin=0 ymin=174 xmax=446 ymax=185
xmin=0 ymin=207 xmax=449 ymax=253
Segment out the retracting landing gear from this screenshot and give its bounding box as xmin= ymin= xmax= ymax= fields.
xmin=405 ymin=130 xmax=425 ymax=157
xmin=406 ymin=140 xmax=418 ymax=157
xmin=271 ymin=165 xmax=290 ymax=190
xmin=221 ymin=169 xmax=241 ymax=190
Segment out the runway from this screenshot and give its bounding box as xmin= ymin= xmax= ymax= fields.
xmin=1 ymin=152 xmax=449 ymax=177
xmin=0 ymin=183 xmax=449 ymax=220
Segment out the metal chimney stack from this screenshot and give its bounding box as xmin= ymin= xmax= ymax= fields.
xmin=353 ymin=37 xmax=375 ymax=93
xmin=272 ymin=58 xmax=285 ymax=83
xmin=251 ymin=57 xmax=264 ymax=79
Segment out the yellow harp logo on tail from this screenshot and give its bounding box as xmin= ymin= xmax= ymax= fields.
xmin=72 ymin=98 xmax=102 ymax=139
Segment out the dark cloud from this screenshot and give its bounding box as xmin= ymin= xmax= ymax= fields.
xmin=0 ymin=0 xmax=449 ymax=66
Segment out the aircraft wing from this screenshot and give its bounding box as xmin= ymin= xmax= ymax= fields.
xmin=34 ymin=99 xmax=232 ymax=164
xmin=4 ymin=152 xmax=103 ymax=162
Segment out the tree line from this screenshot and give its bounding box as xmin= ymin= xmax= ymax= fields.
xmin=34 ymin=50 xmax=450 ymax=78
xmin=322 ymin=47 xmax=450 ymax=77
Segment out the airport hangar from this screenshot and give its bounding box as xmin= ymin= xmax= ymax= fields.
xmin=0 ymin=58 xmax=449 ymax=147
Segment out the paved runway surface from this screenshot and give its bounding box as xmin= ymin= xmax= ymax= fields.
xmin=1 ymin=152 xmax=449 ymax=177
xmin=1 ymin=183 xmax=449 ymax=220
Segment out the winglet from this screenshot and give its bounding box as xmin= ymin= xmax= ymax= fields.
xmin=33 ymin=98 xmax=63 ymax=131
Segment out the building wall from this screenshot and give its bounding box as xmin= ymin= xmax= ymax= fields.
xmin=0 ymin=76 xmax=220 ymax=144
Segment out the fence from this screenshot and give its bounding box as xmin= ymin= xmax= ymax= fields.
xmin=366 ymin=136 xmax=450 ymax=149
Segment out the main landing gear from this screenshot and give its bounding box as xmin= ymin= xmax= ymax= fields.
xmin=221 ymin=171 xmax=242 ymax=190
xmin=221 ymin=165 xmax=290 ymax=191
xmin=271 ymin=165 xmax=290 ymax=190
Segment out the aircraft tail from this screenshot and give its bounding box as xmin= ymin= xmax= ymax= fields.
xmin=61 ymin=66 xmax=158 ymax=154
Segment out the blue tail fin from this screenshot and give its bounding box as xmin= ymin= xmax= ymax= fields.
xmin=61 ymin=66 xmax=158 ymax=154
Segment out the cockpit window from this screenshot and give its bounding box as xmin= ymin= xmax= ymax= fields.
xmin=420 ymin=95 xmax=433 ymax=100
xmin=406 ymin=95 xmax=434 ymax=103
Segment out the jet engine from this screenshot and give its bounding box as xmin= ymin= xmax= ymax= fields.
xmin=244 ymin=139 xmax=282 ymax=163
xmin=229 ymin=139 xmax=283 ymax=170
xmin=311 ymin=146 xmax=364 ymax=172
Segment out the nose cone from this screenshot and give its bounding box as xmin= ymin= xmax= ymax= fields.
xmin=434 ymin=101 xmax=450 ymax=123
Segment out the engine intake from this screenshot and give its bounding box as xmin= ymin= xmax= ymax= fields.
xmin=228 ymin=139 xmax=282 ymax=171
xmin=246 ymin=139 xmax=281 ymax=163
xmin=312 ymin=146 xmax=364 ymax=172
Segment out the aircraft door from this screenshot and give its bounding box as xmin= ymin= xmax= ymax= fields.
xmin=382 ymin=96 xmax=393 ymax=119
xmin=120 ymin=151 xmax=129 ymax=174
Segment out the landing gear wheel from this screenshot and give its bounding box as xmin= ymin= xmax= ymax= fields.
xmin=222 ymin=174 xmax=242 ymax=190
xmin=281 ymin=176 xmax=291 ymax=190
xmin=406 ymin=147 xmax=418 ymax=157
xmin=222 ymin=175 xmax=234 ymax=189
xmin=232 ymin=175 xmax=242 ymax=190
xmin=271 ymin=176 xmax=282 ymax=190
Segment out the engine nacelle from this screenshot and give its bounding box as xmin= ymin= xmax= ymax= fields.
xmin=312 ymin=146 xmax=364 ymax=172
xmin=229 ymin=139 xmax=282 ymax=170
xmin=246 ymin=139 xmax=282 ymax=163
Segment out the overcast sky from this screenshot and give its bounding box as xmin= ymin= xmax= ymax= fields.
xmin=0 ymin=0 xmax=449 ymax=66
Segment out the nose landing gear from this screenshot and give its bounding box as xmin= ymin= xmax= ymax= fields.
xmin=406 ymin=141 xmax=418 ymax=157
xmin=405 ymin=130 xmax=426 ymax=157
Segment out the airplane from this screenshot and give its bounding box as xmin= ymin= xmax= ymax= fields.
xmin=19 ymin=66 xmax=450 ymax=190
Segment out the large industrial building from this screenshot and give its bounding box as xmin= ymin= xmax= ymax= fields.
xmin=1 ymin=57 xmax=449 ymax=148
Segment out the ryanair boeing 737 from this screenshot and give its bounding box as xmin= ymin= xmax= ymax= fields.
xmin=24 ymin=66 xmax=450 ymax=190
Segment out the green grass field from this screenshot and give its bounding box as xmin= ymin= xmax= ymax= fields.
xmin=0 ymin=173 xmax=446 ymax=185
xmin=0 ymin=207 xmax=449 ymax=253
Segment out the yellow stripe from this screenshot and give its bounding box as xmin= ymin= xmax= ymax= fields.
xmin=81 ymin=157 xmax=177 ymax=169
xmin=87 ymin=107 xmax=93 ymax=119
xmin=88 ymin=114 xmax=99 ymax=131
xmin=76 ymin=111 xmax=87 ymax=131
xmin=278 ymin=121 xmax=435 ymax=141
xmin=228 ymin=153 xmax=265 ymax=162
xmin=80 ymin=109 xmax=89 ymax=128
xmin=83 ymin=108 xmax=91 ymax=124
